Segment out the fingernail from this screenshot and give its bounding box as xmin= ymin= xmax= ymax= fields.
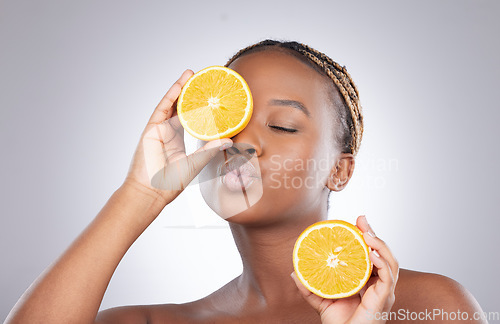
xmin=361 ymin=215 xmax=370 ymax=226
xmin=219 ymin=142 xmax=232 ymax=151
xmin=373 ymin=250 xmax=380 ymax=257
xmin=362 ymin=216 xmax=376 ymax=237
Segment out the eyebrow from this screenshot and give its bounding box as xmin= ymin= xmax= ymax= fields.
xmin=268 ymin=99 xmax=311 ymax=118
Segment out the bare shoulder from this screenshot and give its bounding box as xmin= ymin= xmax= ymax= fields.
xmin=95 ymin=299 xmax=226 ymax=324
xmin=389 ymin=268 xmax=486 ymax=323
xmin=95 ymin=278 xmax=240 ymax=324
xmin=95 ymin=303 xmax=193 ymax=324
xmin=95 ymin=305 xmax=150 ymax=324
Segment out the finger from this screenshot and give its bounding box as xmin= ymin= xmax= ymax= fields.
xmin=354 ymin=252 xmax=394 ymax=317
xmin=369 ymin=250 xmax=394 ymax=290
xmin=359 ymin=277 xmax=373 ymax=299
xmin=148 ymin=69 xmax=194 ymax=125
xmin=367 ymin=251 xmax=397 ymax=313
xmin=290 ymin=272 xmax=333 ymax=316
xmin=183 ymin=138 xmax=233 ymax=184
xmin=149 ymin=138 xmax=232 ymax=191
xmin=357 ymin=215 xmax=398 ymax=284
xmin=356 ymin=215 xmax=375 ymax=236
xmin=363 ymin=232 xmax=399 ymax=284
xmin=352 ymin=266 xmax=395 ymax=323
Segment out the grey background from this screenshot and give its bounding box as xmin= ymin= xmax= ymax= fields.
xmin=1 ymin=0 xmax=499 ymax=321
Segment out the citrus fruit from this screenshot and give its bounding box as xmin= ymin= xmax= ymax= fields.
xmin=293 ymin=220 xmax=373 ymax=299
xmin=176 ymin=66 xmax=253 ymax=141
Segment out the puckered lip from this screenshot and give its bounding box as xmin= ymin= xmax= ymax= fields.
xmin=217 ymin=154 xmax=261 ymax=179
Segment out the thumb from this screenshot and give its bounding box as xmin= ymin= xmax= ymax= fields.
xmin=184 ymin=138 xmax=233 ymax=181
xmin=291 ymin=272 xmax=331 ymax=316
xmin=150 ymin=138 xmax=232 ymax=191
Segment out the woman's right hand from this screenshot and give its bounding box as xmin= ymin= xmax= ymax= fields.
xmin=4 ymin=69 xmax=230 ymax=324
xmin=123 ymin=69 xmax=233 ymax=206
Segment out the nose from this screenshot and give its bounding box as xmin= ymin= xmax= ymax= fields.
xmin=228 ymin=122 xmax=262 ymax=158
xmin=226 ymin=144 xmax=256 ymax=157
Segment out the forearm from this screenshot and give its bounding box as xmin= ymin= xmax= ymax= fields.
xmin=5 ymin=184 xmax=166 ymax=324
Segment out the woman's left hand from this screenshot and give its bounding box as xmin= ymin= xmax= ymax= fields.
xmin=291 ymin=215 xmax=399 ymax=323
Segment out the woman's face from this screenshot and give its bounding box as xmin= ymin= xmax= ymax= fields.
xmin=198 ymin=49 xmax=341 ymax=225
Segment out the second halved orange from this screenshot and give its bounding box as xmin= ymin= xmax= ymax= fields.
xmin=293 ymin=220 xmax=373 ymax=299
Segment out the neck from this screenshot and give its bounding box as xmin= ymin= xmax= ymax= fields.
xmin=229 ymin=198 xmax=328 ymax=309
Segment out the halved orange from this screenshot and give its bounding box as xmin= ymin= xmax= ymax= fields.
xmin=176 ymin=66 xmax=253 ymax=141
xmin=293 ymin=220 xmax=373 ymax=299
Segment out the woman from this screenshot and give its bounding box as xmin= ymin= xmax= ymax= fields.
xmin=5 ymin=40 xmax=485 ymax=323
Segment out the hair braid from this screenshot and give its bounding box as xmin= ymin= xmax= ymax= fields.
xmin=224 ymin=39 xmax=364 ymax=156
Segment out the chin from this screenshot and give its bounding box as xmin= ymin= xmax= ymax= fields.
xmin=200 ymin=183 xmax=297 ymax=229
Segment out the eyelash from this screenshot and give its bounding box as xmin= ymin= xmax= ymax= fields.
xmin=269 ymin=125 xmax=298 ymax=133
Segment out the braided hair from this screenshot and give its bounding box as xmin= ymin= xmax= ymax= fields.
xmin=224 ymin=39 xmax=364 ymax=157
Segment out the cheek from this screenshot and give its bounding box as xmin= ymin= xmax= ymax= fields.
xmin=264 ymin=147 xmax=329 ymax=193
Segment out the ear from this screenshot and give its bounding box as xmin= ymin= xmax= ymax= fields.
xmin=326 ymin=153 xmax=355 ymax=192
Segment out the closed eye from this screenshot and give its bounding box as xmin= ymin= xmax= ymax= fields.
xmin=269 ymin=125 xmax=298 ymax=133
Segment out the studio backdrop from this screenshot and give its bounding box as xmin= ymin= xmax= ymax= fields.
xmin=1 ymin=0 xmax=499 ymax=321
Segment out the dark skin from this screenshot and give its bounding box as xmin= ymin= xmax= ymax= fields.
xmin=194 ymin=50 xmax=398 ymax=322
xmin=6 ymin=50 xmax=485 ymax=324
xmin=100 ymin=51 xmax=487 ymax=323
xmin=94 ymin=270 xmax=486 ymax=324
